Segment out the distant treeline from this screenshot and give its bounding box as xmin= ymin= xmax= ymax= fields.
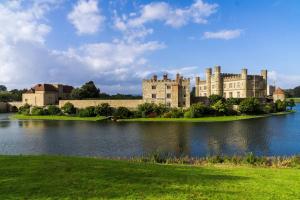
xmin=285 ymin=86 xmax=300 ymax=98
xmin=0 ymin=85 xmax=26 ymax=102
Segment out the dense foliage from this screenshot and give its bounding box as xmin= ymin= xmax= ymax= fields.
xmin=70 ymin=81 xmax=100 ymax=99
xmin=61 ymin=102 xmax=76 ymax=115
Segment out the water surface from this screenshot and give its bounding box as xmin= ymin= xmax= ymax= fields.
xmin=0 ymin=105 xmax=300 ymax=157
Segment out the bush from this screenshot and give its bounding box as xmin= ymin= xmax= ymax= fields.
xmin=275 ymin=100 xmax=287 ymax=112
xmin=209 ymin=95 xmax=224 ymax=105
xmin=113 ymin=107 xmax=133 ymax=119
xmin=239 ymin=98 xmax=261 ymax=115
xmin=184 ymin=110 xmax=192 ymax=118
xmin=94 ymin=103 xmax=114 ymax=116
xmin=263 ymin=104 xmax=275 ymax=114
xmin=163 ymin=108 xmax=184 ymax=118
xmin=18 ymin=104 xmax=30 ymax=115
xmin=31 ymin=107 xmax=46 ymax=116
xmin=47 ymin=105 xmax=61 ymax=115
xmin=61 ymin=102 xmax=76 ymax=115
xmin=78 ymin=106 xmax=96 ymax=117
xmin=190 ymin=103 xmax=211 ymax=118
xmin=211 ymin=100 xmax=228 ymax=115
xmin=226 ymin=97 xmax=242 ymax=106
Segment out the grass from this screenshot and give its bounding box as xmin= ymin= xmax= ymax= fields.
xmin=119 ymin=111 xmax=295 ymax=122
xmin=0 ymin=155 xmax=299 ymax=200
xmin=11 ymin=114 xmax=107 ymax=121
xmin=288 ymin=98 xmax=300 ymax=103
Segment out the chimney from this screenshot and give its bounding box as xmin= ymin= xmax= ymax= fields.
xmin=163 ymin=73 xmax=168 ymax=81
xmin=152 ymin=74 xmax=157 ymax=81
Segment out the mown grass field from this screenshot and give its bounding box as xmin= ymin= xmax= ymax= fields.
xmin=11 ymin=114 xmax=107 ymax=121
xmin=288 ymin=98 xmax=300 ymax=103
xmin=0 ymin=155 xmax=299 ymax=200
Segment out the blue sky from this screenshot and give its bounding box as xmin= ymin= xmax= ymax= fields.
xmin=0 ymin=0 xmax=299 ymax=94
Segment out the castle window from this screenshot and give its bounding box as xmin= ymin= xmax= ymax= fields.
xmin=167 ymin=93 xmax=171 ymax=98
xmin=166 ymin=102 xmax=171 ymax=107
xmin=183 ymin=94 xmax=186 ymax=98
xmin=234 ymin=83 xmax=236 ymax=88
xmin=204 ymin=86 xmax=207 ymax=90
xmin=229 ymin=83 xmax=233 ymax=88
xmin=204 ymin=93 xmax=207 ymax=97
xmin=223 ymin=93 xmax=226 ymax=98
xmin=152 ymin=94 xmax=156 ymax=99
xmin=237 ymin=92 xmax=240 ymax=98
xmin=199 ymin=86 xmax=202 ymax=90
xmin=229 ymin=92 xmax=233 ymax=98
xmin=167 ymin=85 xmax=171 ymax=89
xmin=224 ymin=84 xmax=226 ymax=88
xmin=152 ymin=85 xmax=156 ymax=89
xmin=237 ymin=82 xmax=240 ymax=88
xmin=212 ymin=85 xmax=215 ymax=89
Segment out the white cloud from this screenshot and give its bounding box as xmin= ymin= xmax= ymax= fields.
xmin=268 ymin=70 xmax=300 ymax=89
xmin=113 ymin=0 xmax=218 ymax=41
xmin=67 ymin=0 xmax=105 ymax=35
xmin=203 ymin=29 xmax=242 ymax=40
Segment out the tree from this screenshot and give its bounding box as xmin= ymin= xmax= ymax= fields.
xmin=208 ymin=95 xmax=224 ymax=105
xmin=189 ymin=102 xmax=211 ymax=118
xmin=94 ymin=103 xmax=114 ymax=116
xmin=80 ymin=81 xmax=100 ymax=99
xmin=47 ymin=105 xmax=61 ymax=115
xmin=239 ymin=98 xmax=261 ymax=115
xmin=287 ymin=99 xmax=296 ymax=110
xmin=211 ymin=100 xmax=228 ymax=115
xmin=275 ymin=100 xmax=287 ymax=112
xmin=0 ymin=85 xmax=7 ymax=91
xmin=61 ymin=102 xmax=76 ymax=115
xmin=113 ymin=107 xmax=132 ymax=119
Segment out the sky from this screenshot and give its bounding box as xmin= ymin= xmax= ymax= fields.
xmin=0 ymin=0 xmax=299 ymax=94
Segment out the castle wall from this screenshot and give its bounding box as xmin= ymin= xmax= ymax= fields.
xmin=59 ymin=99 xmax=144 ymax=109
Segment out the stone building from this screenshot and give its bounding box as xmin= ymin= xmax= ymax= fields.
xmin=273 ymin=87 xmax=286 ymax=101
xmin=142 ymin=73 xmax=190 ymax=108
xmin=22 ymin=84 xmax=73 ymax=106
xmin=195 ymin=66 xmax=268 ymax=99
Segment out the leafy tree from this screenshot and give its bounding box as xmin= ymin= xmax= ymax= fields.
xmin=113 ymin=107 xmax=132 ymax=119
xmin=137 ymin=103 xmax=157 ymax=117
xmin=94 ymin=103 xmax=114 ymax=116
xmin=239 ymin=98 xmax=261 ymax=115
xmin=31 ymin=107 xmax=46 ymax=116
xmin=0 ymin=85 xmax=7 ymax=91
xmin=263 ymin=104 xmax=275 ymax=114
xmin=78 ymin=106 xmax=96 ymax=117
xmin=286 ymin=99 xmax=296 ymax=110
xmin=163 ymin=108 xmax=184 ymax=118
xmin=18 ymin=104 xmax=30 ymax=115
xmin=80 ymin=81 xmax=100 ymax=99
xmin=61 ymin=102 xmax=76 ymax=115
xmin=211 ymin=100 xmax=228 ymax=115
xmin=47 ymin=105 xmax=61 ymax=115
xmin=226 ymin=97 xmax=242 ymax=106
xmin=275 ymin=100 xmax=287 ymax=112
xmin=208 ymin=95 xmax=224 ymax=105
xmin=70 ymin=88 xmax=83 ymax=99
xmin=189 ymin=102 xmax=211 ymax=118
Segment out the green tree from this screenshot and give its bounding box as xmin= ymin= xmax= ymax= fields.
xmin=0 ymin=85 xmax=7 ymax=91
xmin=94 ymin=103 xmax=114 ymax=116
xmin=239 ymin=98 xmax=261 ymax=115
xmin=47 ymin=105 xmax=61 ymax=115
xmin=61 ymin=102 xmax=76 ymax=115
xmin=211 ymin=100 xmax=228 ymax=115
xmin=80 ymin=81 xmax=100 ymax=99
xmin=189 ymin=103 xmax=211 ymax=118
xmin=113 ymin=107 xmax=132 ymax=119
xmin=275 ymin=100 xmax=287 ymax=112
xmin=286 ymin=99 xmax=296 ymax=110
xmin=70 ymin=88 xmax=83 ymax=99
xmin=208 ymin=95 xmax=224 ymax=105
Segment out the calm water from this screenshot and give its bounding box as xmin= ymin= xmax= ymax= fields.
xmin=0 ymin=105 xmax=300 ymax=157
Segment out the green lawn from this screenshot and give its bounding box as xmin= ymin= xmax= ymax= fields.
xmin=11 ymin=114 xmax=107 ymax=121
xmin=288 ymin=98 xmax=300 ymax=103
xmin=0 ymin=155 xmax=299 ymax=200
xmin=119 ymin=111 xmax=294 ymax=122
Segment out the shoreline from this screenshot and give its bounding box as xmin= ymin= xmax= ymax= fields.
xmin=10 ymin=110 xmax=295 ymax=122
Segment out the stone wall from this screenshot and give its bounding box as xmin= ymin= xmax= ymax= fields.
xmin=59 ymin=99 xmax=144 ymax=109
xmin=0 ymin=102 xmax=8 ymax=112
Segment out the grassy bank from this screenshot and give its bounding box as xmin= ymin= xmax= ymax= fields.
xmin=11 ymin=114 xmax=107 ymax=121
xmin=119 ymin=111 xmax=295 ymax=122
xmin=288 ymin=98 xmax=300 ymax=103
xmin=0 ymin=155 xmax=299 ymax=199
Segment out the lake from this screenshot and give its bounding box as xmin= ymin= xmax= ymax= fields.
xmin=0 ymin=105 xmax=300 ymax=157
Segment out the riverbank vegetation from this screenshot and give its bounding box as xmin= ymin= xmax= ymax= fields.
xmin=14 ymin=95 xmax=296 ymax=122
xmin=0 ymin=155 xmax=300 ymax=199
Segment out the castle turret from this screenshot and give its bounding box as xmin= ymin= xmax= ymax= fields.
xmin=261 ymin=70 xmax=268 ymax=96
xmin=205 ymin=68 xmax=212 ymax=96
xmin=214 ymin=65 xmax=222 ymax=96
xmin=241 ymin=68 xmax=248 ymax=97
xmin=195 ymin=77 xmax=200 ymax=96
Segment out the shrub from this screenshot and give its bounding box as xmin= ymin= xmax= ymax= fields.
xmin=184 ymin=110 xmax=192 ymax=118
xmin=78 ymin=106 xmax=96 ymax=117
xmin=190 ymin=103 xmax=211 ymax=118
xmin=208 ymin=95 xmax=224 ymax=105
xmin=47 ymin=105 xmax=61 ymax=115
xmin=263 ymin=103 xmax=275 ymax=114
xmin=18 ymin=104 xmax=30 ymax=115
xmin=239 ymin=98 xmax=261 ymax=115
xmin=163 ymin=108 xmax=184 ymax=118
xmin=154 ymin=104 xmax=170 ymax=116
xmin=226 ymin=97 xmax=242 ymax=106
xmin=31 ymin=107 xmax=46 ymax=116
xmin=137 ymin=103 xmax=157 ymax=117
xmin=211 ymin=100 xmax=228 ymax=115
xmin=113 ymin=107 xmax=133 ymax=119
xmin=287 ymin=99 xmax=296 ymax=110
xmin=275 ymin=100 xmax=287 ymax=112
xmin=94 ymin=103 xmax=114 ymax=116
xmin=61 ymin=102 xmax=76 ymax=115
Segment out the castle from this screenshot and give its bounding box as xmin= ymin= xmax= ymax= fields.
xmin=142 ymin=73 xmax=190 ymax=108
xmin=195 ymin=66 xmax=268 ymax=99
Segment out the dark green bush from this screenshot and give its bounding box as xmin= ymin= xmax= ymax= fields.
xmin=61 ymin=102 xmax=76 ymax=115
xmin=94 ymin=103 xmax=114 ymax=116
xmin=211 ymin=99 xmax=228 ymax=115
xmin=18 ymin=104 xmax=30 ymax=115
xmin=190 ymin=103 xmax=211 ymax=117
xmin=275 ymin=100 xmax=287 ymax=112
xmin=239 ymin=98 xmax=261 ymax=115
xmin=78 ymin=106 xmax=96 ymax=117
xmin=31 ymin=107 xmax=46 ymax=116
xmin=113 ymin=107 xmax=133 ymax=119
xmin=209 ymin=95 xmax=224 ymax=105
xmin=47 ymin=105 xmax=61 ymax=115
xmin=163 ymin=108 xmax=184 ymax=118
xmin=263 ymin=103 xmax=275 ymax=114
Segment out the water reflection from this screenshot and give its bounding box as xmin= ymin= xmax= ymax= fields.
xmin=0 ymin=105 xmax=300 ymax=157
